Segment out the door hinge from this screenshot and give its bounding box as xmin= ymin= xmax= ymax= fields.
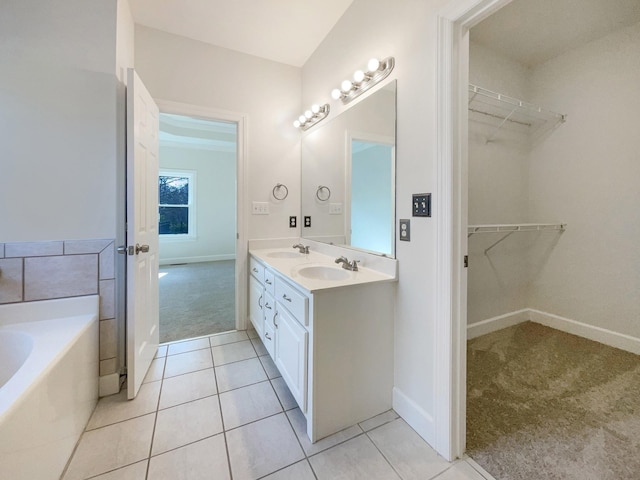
xmin=464 ymin=255 xmax=469 ymax=268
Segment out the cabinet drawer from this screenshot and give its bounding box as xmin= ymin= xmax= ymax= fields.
xmin=264 ymin=269 xmax=276 ymax=295
xmin=249 ymin=257 xmax=265 ymax=282
xmin=263 ymin=321 xmax=276 ymax=359
xmin=275 ymin=277 xmax=308 ymax=326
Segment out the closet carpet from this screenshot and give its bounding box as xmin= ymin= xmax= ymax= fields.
xmin=467 ymin=321 xmax=640 ymax=480
xmin=159 ymin=261 xmax=235 ymax=343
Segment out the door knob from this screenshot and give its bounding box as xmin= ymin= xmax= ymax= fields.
xmin=135 ymin=243 xmax=150 ymax=254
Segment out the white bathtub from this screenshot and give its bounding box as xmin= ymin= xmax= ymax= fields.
xmin=0 ymin=296 xmax=99 ymax=480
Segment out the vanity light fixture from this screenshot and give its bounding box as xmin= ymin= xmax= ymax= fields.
xmin=293 ymin=103 xmax=330 ymax=131
xmin=331 ymin=56 xmax=395 ymax=104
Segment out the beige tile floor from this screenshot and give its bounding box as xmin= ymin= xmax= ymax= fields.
xmin=62 ymin=330 xmax=493 ymax=480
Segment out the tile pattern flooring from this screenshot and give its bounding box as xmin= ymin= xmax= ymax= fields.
xmin=62 ymin=330 xmax=493 ymax=480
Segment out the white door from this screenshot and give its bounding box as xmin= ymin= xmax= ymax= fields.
xmin=126 ymin=68 xmax=160 ymax=399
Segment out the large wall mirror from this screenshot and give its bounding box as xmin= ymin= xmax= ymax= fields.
xmin=301 ymin=81 xmax=397 ymax=257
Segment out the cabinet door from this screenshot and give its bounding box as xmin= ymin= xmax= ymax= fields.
xmin=249 ymin=275 xmax=264 ymax=337
xmin=275 ymin=305 xmax=308 ymax=411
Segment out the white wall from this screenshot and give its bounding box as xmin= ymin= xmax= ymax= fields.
xmin=134 ymin=26 xmax=302 ymax=241
xmin=527 ymin=22 xmax=640 ymax=338
xmin=467 ymin=42 xmax=533 ymax=324
xmin=159 ymin=145 xmax=236 ymax=264
xmin=0 ymin=0 xmax=119 ymax=242
xmin=302 ymin=0 xmax=453 ymax=446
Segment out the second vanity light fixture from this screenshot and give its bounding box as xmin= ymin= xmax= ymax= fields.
xmin=331 ymin=56 xmax=395 ymax=104
xmin=293 ymin=103 xmax=330 ymax=131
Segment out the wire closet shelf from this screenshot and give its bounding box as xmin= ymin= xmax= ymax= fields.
xmin=468 ymin=223 xmax=567 ymax=254
xmin=468 ymin=84 xmax=567 ymax=143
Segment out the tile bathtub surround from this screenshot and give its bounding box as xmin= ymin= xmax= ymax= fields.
xmin=63 ymin=332 xmax=494 ymax=480
xmin=1 ymin=239 xmax=119 ymax=376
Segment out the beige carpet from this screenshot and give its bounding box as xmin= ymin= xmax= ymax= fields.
xmin=467 ymin=321 xmax=640 ymax=480
xmin=159 ymin=261 xmax=235 ymax=343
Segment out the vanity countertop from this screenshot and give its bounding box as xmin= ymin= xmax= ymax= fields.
xmin=249 ymin=248 xmax=397 ymax=293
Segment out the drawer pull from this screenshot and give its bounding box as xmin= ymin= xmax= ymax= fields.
xmin=274 ymin=313 xmax=279 ymax=328
xmin=252 ymin=267 xmax=259 ymax=273
xmin=265 ymin=302 xmax=272 ymax=310
xmin=258 ymin=295 xmax=263 ymax=308
xmin=265 ymin=332 xmax=272 ymax=340
xmin=265 ymin=279 xmax=272 ymax=285
xmin=282 ymin=294 xmax=292 ymax=302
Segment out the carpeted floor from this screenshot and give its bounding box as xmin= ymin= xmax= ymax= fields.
xmin=467 ymin=321 xmax=640 ymax=480
xmin=159 ymin=261 xmax=235 ymax=343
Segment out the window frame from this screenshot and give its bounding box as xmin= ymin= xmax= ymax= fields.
xmin=158 ymin=169 xmax=197 ymax=240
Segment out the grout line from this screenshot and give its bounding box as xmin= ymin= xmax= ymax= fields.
xmin=210 ymin=344 xmax=234 ymax=480
xmin=144 ymin=354 xmax=167 ymax=479
xmin=364 ymin=429 xmax=404 ymax=479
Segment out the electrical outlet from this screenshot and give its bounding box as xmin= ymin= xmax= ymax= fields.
xmin=329 ymin=203 xmax=343 ymax=215
xmin=412 ymin=193 xmax=431 ymax=217
xmin=304 ymin=216 xmax=311 ymax=227
xmin=289 ymin=216 xmax=297 ymax=228
xmin=252 ymin=201 xmax=269 ymax=215
xmin=399 ymin=219 xmax=410 ymax=241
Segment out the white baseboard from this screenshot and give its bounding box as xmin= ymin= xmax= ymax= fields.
xmin=99 ymin=373 xmax=120 ymax=397
xmin=159 ymin=254 xmax=235 ymax=266
xmin=467 ymin=309 xmax=530 ymax=340
xmin=529 ymin=309 xmax=640 ymax=356
xmin=392 ymin=387 xmax=435 ymax=448
xmin=467 ymin=308 xmax=640 ymax=356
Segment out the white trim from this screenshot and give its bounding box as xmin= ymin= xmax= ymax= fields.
xmin=392 ymin=387 xmax=435 ymax=446
xmin=436 ymin=0 xmax=514 ymax=461
xmin=467 ymin=309 xmax=530 ymax=339
xmin=99 ymin=373 xmax=121 ymax=397
xmin=155 ymin=99 xmax=248 ymax=331
xmin=159 ymin=254 xmax=236 ymax=266
xmin=529 ymin=310 xmax=640 ymax=356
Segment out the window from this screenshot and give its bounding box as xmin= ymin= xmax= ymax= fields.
xmin=159 ymin=170 xmax=195 ymax=237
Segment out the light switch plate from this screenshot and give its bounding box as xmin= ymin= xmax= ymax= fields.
xmin=399 ymin=219 xmax=410 ymax=241
xmin=329 ymin=203 xmax=343 ymax=215
xmin=252 ymin=202 xmax=269 ymax=215
xmin=412 ymin=193 xmax=431 ymax=217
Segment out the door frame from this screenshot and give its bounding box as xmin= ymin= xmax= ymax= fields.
xmin=435 ymin=0 xmax=513 ymax=460
xmin=155 ymin=99 xmax=248 ymax=331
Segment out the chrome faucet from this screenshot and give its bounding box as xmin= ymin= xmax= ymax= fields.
xmin=335 ymin=256 xmax=359 ymax=271
xmin=292 ymin=244 xmax=309 ymax=254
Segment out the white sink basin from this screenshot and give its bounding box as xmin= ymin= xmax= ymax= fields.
xmin=266 ymin=251 xmax=304 ymax=259
xmin=297 ymin=265 xmax=350 ymax=281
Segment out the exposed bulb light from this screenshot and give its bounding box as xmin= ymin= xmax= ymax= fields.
xmin=331 ymin=56 xmax=395 ymax=105
xmin=293 ymin=103 xmax=330 ymax=131
xmin=367 ymin=58 xmax=381 ymax=73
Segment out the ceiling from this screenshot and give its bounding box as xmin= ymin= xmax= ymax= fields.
xmin=129 ymin=0 xmax=354 ymax=67
xmin=470 ymin=0 xmax=640 ymax=67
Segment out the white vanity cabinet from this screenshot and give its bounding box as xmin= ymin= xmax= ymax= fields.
xmin=248 ymin=253 xmax=395 ymax=443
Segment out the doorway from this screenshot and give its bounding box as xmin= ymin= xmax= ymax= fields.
xmin=437 ymin=0 xmax=640 ymax=471
xmin=155 ymin=101 xmax=247 ymax=344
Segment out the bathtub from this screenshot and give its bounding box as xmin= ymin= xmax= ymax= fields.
xmin=0 ymin=295 xmax=99 ymax=480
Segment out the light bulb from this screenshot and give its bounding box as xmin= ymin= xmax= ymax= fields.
xmin=311 ymin=104 xmax=320 ymax=114
xmin=367 ymin=58 xmax=380 ymax=72
xmin=293 ymin=120 xmax=300 ymax=128
xmin=353 ymin=70 xmax=366 ymax=83
xmin=341 ymin=80 xmax=353 ymax=92
xmin=305 ymin=110 xmax=313 ymax=119
xmin=298 ymin=115 xmax=307 ymax=124
xmin=331 ymin=88 xmax=342 ymax=100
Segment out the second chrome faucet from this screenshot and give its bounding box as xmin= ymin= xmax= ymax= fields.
xmin=335 ymin=256 xmax=359 ymax=271
xmin=292 ymin=244 xmax=309 ymax=254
